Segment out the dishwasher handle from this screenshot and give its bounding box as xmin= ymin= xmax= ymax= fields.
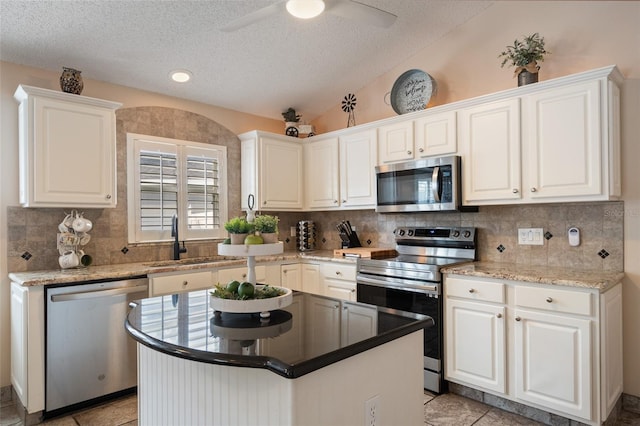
xmin=50 ymin=284 xmax=148 ymax=302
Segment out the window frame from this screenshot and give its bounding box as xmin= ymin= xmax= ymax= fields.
xmin=126 ymin=133 xmax=228 ymax=244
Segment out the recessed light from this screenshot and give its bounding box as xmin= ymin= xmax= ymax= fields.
xmin=170 ymin=70 xmax=192 ymax=83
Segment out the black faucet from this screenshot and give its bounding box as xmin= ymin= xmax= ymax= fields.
xmin=171 ymin=214 xmax=187 ymax=260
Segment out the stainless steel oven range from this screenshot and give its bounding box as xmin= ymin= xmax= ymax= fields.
xmin=356 ymin=226 xmax=477 ymax=393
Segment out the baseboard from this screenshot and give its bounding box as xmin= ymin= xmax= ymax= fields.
xmin=623 ymin=393 xmax=640 ymax=414
xmin=0 ymin=384 xmax=12 ymax=403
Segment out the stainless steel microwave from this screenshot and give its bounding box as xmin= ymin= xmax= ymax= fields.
xmin=375 ymin=155 xmax=473 ymax=213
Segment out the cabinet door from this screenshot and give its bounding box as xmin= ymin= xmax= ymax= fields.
xmin=378 ymin=121 xmax=414 ymax=164
xmin=414 ymin=111 xmax=457 ymax=158
xmin=339 ymin=129 xmax=377 ymax=208
xmin=22 ymin=95 xmax=117 ymax=207
xmin=324 ymin=278 xmax=356 ymax=301
xmin=514 ymin=309 xmax=592 ymax=420
xmin=258 ymin=137 xmax=303 ymax=210
xmin=459 ymin=99 xmax=521 ymax=204
xmin=445 ymin=299 xmax=506 ymax=394
xmin=525 ymin=80 xmax=602 ymax=199
xmin=305 ymin=296 xmax=341 ymax=357
xmin=341 ymin=302 xmax=377 ymax=345
xmin=281 ymin=263 xmax=302 ymax=292
xmin=301 ymin=263 xmax=321 ymax=295
xmin=304 ymin=137 xmax=340 ymax=209
xmin=217 ymin=266 xmax=266 ymax=285
xmin=150 ymin=271 xmax=214 ymax=296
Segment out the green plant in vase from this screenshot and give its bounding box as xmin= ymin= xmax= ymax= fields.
xmin=253 ymin=214 xmax=279 ymax=243
xmin=498 ymin=32 xmax=550 ymax=85
xmin=224 ymin=216 xmax=254 ymax=244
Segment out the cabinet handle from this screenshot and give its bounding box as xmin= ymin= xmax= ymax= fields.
xmin=530 ymin=187 xmax=537 ymax=192
xmin=182 ymin=281 xmax=188 ymax=287
xmin=546 ymin=297 xmax=553 ymax=303
xmin=512 ymin=189 xmax=519 ymax=194
xmin=106 ymin=194 xmax=112 ymax=199
xmin=515 ymin=316 xmax=521 ymax=322
xmin=419 ymin=148 xmax=424 ymax=153
xmin=496 ymin=313 xmax=502 ymax=318
xmin=407 ymin=150 xmax=412 ymax=155
xmin=468 ymin=288 xmax=475 ymax=293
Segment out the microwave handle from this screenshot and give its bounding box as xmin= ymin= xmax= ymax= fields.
xmin=431 ymin=166 xmax=441 ymax=203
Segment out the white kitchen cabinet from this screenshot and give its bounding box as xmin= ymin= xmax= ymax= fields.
xmin=304 ymin=137 xmax=340 ymax=209
xmin=444 ymin=274 xmax=623 ymax=425
xmin=217 ymin=265 xmax=267 ymax=285
xmin=14 ymin=85 xmax=121 ymax=208
xmin=10 ymin=283 xmax=45 ymax=413
xmin=281 ymin=263 xmax=303 ymax=292
xmin=338 ymin=129 xmax=377 ymax=208
xmin=320 ymin=262 xmax=357 ymax=301
xmin=240 ymin=131 xmax=304 ymax=211
xmin=378 ymin=120 xmax=414 ymax=164
xmin=414 ymin=111 xmax=457 ymax=158
xmin=459 ymin=67 xmax=621 ymax=206
xmin=301 ymin=263 xmax=321 ymax=295
xmin=305 ymin=295 xmax=341 ymax=357
xmin=149 ymin=270 xmax=215 ymax=296
xmin=261 ymin=294 xmax=306 ymax=363
xmin=458 ymin=98 xmax=522 ymax=204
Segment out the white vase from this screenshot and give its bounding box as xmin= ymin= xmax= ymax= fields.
xmin=230 ymin=233 xmax=248 ymax=244
xmin=260 ymin=232 xmax=278 ymax=244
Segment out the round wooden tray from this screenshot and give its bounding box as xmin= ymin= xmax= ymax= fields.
xmin=209 ymin=285 xmax=293 ymax=316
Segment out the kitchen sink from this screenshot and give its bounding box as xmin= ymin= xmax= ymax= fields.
xmin=144 ymin=256 xmax=239 ymax=267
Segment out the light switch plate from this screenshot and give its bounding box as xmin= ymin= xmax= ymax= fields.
xmin=518 ymin=228 xmax=544 ymax=245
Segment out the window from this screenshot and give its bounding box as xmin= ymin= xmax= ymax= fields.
xmin=127 ymin=133 xmax=228 ymax=243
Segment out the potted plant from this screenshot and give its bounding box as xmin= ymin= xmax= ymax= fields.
xmin=253 ymin=214 xmax=279 ymax=243
xmin=224 ymin=216 xmax=254 ymax=244
xmin=498 ymin=33 xmax=550 ymax=86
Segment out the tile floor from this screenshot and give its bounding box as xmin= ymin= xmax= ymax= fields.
xmin=2 ymin=391 xmax=640 ymax=426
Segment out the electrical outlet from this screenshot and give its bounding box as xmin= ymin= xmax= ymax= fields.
xmin=365 ymin=395 xmax=380 ymax=426
xmin=518 ymin=228 xmax=544 ymax=245
xmin=290 ymin=226 xmax=296 ymax=237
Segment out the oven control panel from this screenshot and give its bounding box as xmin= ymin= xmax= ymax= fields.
xmin=394 ymin=227 xmax=476 ymax=242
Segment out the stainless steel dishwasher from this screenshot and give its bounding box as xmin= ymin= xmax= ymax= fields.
xmin=45 ymin=277 xmax=148 ymax=414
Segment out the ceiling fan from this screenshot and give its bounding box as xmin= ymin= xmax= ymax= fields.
xmin=221 ymin=0 xmax=397 ymax=32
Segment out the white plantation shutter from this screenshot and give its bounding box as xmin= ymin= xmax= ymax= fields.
xmin=127 ymin=134 xmax=227 ymax=243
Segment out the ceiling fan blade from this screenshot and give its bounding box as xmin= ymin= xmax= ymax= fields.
xmin=220 ymin=1 xmax=285 ymax=32
xmin=326 ymin=0 xmax=397 ymax=28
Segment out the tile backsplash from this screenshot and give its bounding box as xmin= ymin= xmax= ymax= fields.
xmin=7 ymin=202 xmax=624 ymax=273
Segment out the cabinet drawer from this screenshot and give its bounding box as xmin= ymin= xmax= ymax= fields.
xmin=321 ymin=263 xmax=356 ymax=282
xmin=514 ymin=285 xmax=593 ymax=316
xmin=446 ymin=277 xmax=505 ymax=304
xmin=150 ymin=271 xmax=213 ymax=296
xmin=217 ymin=266 xmax=266 ymax=284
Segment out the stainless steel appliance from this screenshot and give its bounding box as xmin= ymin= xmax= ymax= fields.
xmin=375 ymin=155 xmax=475 ymax=213
xmin=45 ymin=277 xmax=148 ymax=415
xmin=356 ymin=226 xmax=477 ymax=393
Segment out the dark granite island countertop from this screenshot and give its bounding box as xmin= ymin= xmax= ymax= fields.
xmin=126 ymin=289 xmax=429 ymax=425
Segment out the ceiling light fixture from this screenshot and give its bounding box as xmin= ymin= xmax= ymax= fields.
xmin=286 ymin=0 xmax=325 ymax=19
xmin=170 ymin=70 xmax=192 ymax=83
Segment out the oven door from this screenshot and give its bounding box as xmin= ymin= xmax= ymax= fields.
xmin=356 ymin=276 xmax=443 ymax=392
xmin=375 ymin=156 xmax=458 ymax=213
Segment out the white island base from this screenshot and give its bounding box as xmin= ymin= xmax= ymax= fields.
xmin=136 ymin=331 xmax=423 ymax=426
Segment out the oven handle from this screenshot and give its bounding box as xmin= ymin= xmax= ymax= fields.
xmin=431 ymin=166 xmax=441 ymax=203
xmin=356 ymin=274 xmax=439 ymax=295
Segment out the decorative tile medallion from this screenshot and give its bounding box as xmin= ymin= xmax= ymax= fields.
xmin=21 ymin=251 xmax=32 ymax=261
xmin=598 ymin=249 xmax=610 ymax=259
xmin=497 ymin=244 xmax=506 ymax=253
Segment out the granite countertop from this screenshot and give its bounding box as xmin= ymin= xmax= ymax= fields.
xmin=8 ymin=249 xmax=355 ymax=287
xmin=442 ymin=261 xmax=624 ymax=292
xmin=125 ymin=289 xmax=431 ymax=379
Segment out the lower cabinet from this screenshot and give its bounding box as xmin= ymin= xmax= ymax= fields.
xmin=281 ymin=263 xmax=303 ymax=291
xmin=216 ymin=265 xmax=266 ymax=285
xmin=444 ymin=275 xmax=623 ymax=425
xmin=149 ymin=270 xmax=214 ymax=297
xmin=320 ymin=262 xmax=357 ymax=301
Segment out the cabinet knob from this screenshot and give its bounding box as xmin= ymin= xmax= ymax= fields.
xmin=512 ymin=189 xmax=519 ymax=194
xmin=342 ymin=199 xmax=347 ymax=203
xmin=242 ymin=274 xmax=247 ymax=278
xmin=106 ymin=194 xmax=112 ymax=200
xmin=419 ymin=148 xmax=424 ymax=153
xmin=351 ymin=289 xmax=356 ymax=293
xmin=530 ymin=187 xmax=537 ymax=192
xmin=182 ymin=281 xmax=188 ymax=286
xmin=515 ymin=316 xmax=521 ymax=322
xmin=336 ymin=271 xmax=342 ymax=276
xmin=496 ymin=313 xmax=503 ymax=319
xmin=407 ymin=150 xmax=412 ymax=155
xmin=468 ymin=288 xmax=475 ymax=293
xmin=546 ymin=297 xmax=553 ymax=303
xmin=263 ymin=201 xmax=267 ymax=205
xmin=333 ymin=304 xmax=340 ymax=309
xmin=334 ymin=200 xmax=338 ymax=204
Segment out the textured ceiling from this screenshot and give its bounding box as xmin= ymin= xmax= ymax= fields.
xmin=0 ymin=0 xmax=492 ymax=121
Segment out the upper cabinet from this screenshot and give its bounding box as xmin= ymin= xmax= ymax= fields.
xmin=14 ymin=85 xmax=121 ymax=208
xmin=240 ymin=131 xmax=304 ymax=211
xmin=304 ymin=137 xmax=340 ymax=209
xmin=459 ymin=66 xmax=622 ymax=206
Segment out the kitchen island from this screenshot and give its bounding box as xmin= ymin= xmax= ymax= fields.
xmin=125 ymin=289 xmax=429 ymax=426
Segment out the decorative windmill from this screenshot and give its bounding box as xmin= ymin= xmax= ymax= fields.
xmin=342 ymin=93 xmax=357 ymax=127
